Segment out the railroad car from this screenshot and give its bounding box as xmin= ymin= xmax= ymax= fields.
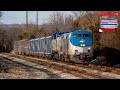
xmin=45 ymin=36 xmax=52 ymax=58
xmin=28 ymin=36 xmax=52 ymax=58
xmin=29 ymin=38 xmax=39 ymax=56
xmin=14 ymin=39 xmax=29 ymax=55
xmin=29 ymin=38 xmax=40 ymax=56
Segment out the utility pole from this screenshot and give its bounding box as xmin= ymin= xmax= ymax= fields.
xmin=36 ymin=11 xmax=39 ymax=31
xmin=0 ymin=11 xmax=2 ymax=18
xmin=26 ymin=11 xmax=28 ymax=31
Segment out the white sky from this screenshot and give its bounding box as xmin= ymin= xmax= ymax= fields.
xmin=0 ymin=11 xmax=73 ymax=25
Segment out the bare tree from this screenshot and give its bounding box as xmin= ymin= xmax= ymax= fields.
xmin=64 ymin=15 xmax=74 ymax=31
xmin=48 ymin=11 xmax=74 ymax=32
xmin=48 ymin=11 xmax=65 ymax=32
xmin=72 ymin=11 xmax=95 ymax=19
xmin=72 ymin=11 xmax=100 ymax=31
xmin=72 ymin=11 xmax=100 ymax=19
xmin=72 ymin=11 xmax=86 ymax=19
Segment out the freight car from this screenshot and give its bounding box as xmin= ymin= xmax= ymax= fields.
xmin=14 ymin=30 xmax=93 ymax=63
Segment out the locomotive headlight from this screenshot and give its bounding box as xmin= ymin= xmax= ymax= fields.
xmin=80 ymin=44 xmax=85 ymax=46
xmin=83 ymin=44 xmax=85 ymax=46
xmin=88 ymin=47 xmax=91 ymax=50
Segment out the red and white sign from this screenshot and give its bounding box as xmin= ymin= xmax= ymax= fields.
xmin=100 ymin=19 xmax=118 ymax=24
xmin=99 ymin=12 xmax=118 ymax=32
xmin=99 ymin=28 xmax=115 ymax=32
xmin=101 ymin=25 xmax=118 ymax=28
xmin=99 ymin=12 xmax=118 ymax=17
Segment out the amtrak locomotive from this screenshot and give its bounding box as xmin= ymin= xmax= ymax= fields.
xmin=14 ymin=30 xmax=93 ymax=63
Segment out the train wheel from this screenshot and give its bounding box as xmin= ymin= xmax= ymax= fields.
xmin=60 ymin=55 xmax=65 ymax=61
xmin=69 ymin=56 xmax=77 ymax=63
xmin=59 ymin=55 xmax=62 ymax=61
xmin=69 ymin=56 xmax=73 ymax=61
xmin=64 ymin=55 xmax=69 ymax=62
xmin=80 ymin=55 xmax=83 ymax=60
xmin=64 ymin=56 xmax=67 ymax=62
xmin=54 ymin=53 xmax=59 ymax=60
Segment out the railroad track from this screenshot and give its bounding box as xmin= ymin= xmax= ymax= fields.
xmin=0 ymin=54 xmax=80 ymax=79
xmin=1 ymin=53 xmax=120 ymax=79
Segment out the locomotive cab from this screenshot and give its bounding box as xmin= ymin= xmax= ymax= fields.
xmin=69 ymin=30 xmax=93 ymax=62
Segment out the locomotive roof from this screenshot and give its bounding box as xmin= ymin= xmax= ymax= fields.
xmin=15 ymin=39 xmax=28 ymax=42
xmin=71 ymin=30 xmax=92 ymax=34
xmin=29 ymin=36 xmax=52 ymax=41
xmin=52 ymin=32 xmax=69 ymax=35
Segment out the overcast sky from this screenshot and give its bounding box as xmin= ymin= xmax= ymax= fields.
xmin=0 ymin=11 xmax=73 ymax=25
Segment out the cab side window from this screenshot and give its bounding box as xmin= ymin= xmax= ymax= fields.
xmin=52 ymin=34 xmax=56 ymax=39
xmin=73 ymin=34 xmax=81 ymax=38
xmin=83 ymin=34 xmax=89 ymax=38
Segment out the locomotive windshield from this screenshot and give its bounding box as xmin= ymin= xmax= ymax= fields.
xmin=73 ymin=34 xmax=81 ymax=38
xmin=83 ymin=34 xmax=90 ymax=37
